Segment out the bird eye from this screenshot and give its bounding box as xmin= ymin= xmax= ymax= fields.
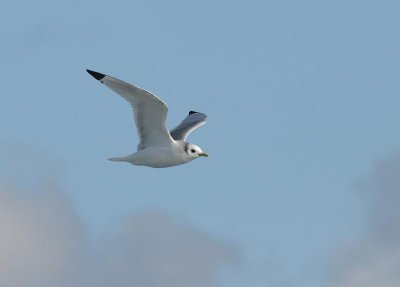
xmin=191 ymin=149 xmax=196 ymax=153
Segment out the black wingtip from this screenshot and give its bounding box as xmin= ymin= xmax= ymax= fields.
xmin=189 ymin=111 xmax=199 ymax=115
xmin=86 ymin=69 xmax=106 ymax=81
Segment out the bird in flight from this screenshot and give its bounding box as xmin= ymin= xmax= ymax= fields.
xmin=87 ymin=69 xmax=208 ymax=168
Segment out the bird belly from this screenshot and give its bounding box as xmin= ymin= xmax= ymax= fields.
xmin=129 ymin=146 xmax=188 ymax=168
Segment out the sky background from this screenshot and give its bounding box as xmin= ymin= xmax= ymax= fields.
xmin=1 ymin=0 xmax=400 ymax=286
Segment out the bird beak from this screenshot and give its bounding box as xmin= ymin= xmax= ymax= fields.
xmin=199 ymin=152 xmax=209 ymax=157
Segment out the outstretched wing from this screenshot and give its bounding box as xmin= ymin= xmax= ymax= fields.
xmin=170 ymin=111 xmax=207 ymax=141
xmin=87 ymin=70 xmax=174 ymax=150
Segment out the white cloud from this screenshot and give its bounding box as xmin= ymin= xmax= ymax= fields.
xmin=327 ymin=156 xmax=400 ymax=287
xmin=0 ymin=183 xmax=86 ymax=287
xmin=100 ymin=213 xmax=237 ymax=287
xmin=0 ymin=157 xmax=236 ymax=287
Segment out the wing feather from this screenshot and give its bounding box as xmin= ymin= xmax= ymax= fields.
xmin=87 ymin=70 xmax=173 ymax=150
xmin=170 ymin=111 xmax=207 ymax=141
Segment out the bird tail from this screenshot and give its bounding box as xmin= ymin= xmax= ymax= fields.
xmin=108 ymin=155 xmax=134 ymax=163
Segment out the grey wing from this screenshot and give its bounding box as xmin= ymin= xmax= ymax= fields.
xmin=170 ymin=111 xmax=208 ymax=141
xmin=87 ymin=70 xmax=174 ymax=150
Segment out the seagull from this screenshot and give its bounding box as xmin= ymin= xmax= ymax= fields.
xmin=87 ymin=69 xmax=208 ymax=168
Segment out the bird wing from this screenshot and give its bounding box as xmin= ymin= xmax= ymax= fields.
xmin=87 ymin=70 xmax=174 ymax=150
xmin=170 ymin=111 xmax=208 ymax=141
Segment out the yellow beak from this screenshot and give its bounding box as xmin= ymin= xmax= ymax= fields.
xmin=199 ymin=153 xmax=209 ymax=157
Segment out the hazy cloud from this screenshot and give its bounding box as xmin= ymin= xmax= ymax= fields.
xmin=327 ymin=156 xmax=400 ymax=287
xmin=99 ymin=213 xmax=237 ymax=287
xmin=0 ymin=183 xmax=86 ymax=287
xmin=0 ymin=149 xmax=237 ymax=287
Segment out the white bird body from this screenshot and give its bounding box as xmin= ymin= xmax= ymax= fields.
xmin=109 ymin=142 xmax=192 ymax=168
xmin=87 ymin=70 xmax=208 ymax=168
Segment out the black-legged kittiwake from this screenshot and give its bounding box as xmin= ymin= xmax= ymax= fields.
xmin=87 ymin=69 xmax=208 ymax=168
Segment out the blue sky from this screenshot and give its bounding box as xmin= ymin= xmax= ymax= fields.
xmin=1 ymin=0 xmax=400 ymax=286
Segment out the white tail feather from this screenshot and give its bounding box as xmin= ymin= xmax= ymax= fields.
xmin=108 ymin=156 xmax=132 ymax=162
